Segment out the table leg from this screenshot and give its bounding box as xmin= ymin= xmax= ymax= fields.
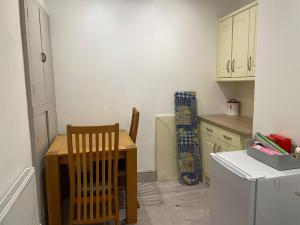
xmin=46 ymin=155 xmax=62 ymax=225
xmin=126 ymin=148 xmax=137 ymax=224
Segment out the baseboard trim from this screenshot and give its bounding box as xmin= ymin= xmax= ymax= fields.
xmin=137 ymin=171 xmax=157 ymax=182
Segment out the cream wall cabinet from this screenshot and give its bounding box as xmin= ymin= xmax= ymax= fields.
xmin=200 ymin=121 xmax=248 ymax=182
xmin=217 ymin=17 xmax=233 ymax=78
xmin=248 ymin=5 xmax=258 ymax=77
xmin=217 ymin=1 xmax=258 ymax=81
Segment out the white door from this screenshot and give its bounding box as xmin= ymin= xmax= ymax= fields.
xmin=217 ymin=17 xmax=233 ymax=78
xmin=47 ymin=106 xmax=57 ymax=143
xmin=40 ymin=9 xmax=56 ymax=105
xmin=27 ymin=0 xmax=47 ymax=108
xmin=256 ymin=175 xmax=300 ymax=225
xmin=201 ymin=132 xmax=218 ymax=179
xmin=209 ymin=154 xmax=256 ymax=225
xmin=232 ymin=10 xmax=250 ymax=78
xmin=247 ymin=6 xmax=258 ymax=77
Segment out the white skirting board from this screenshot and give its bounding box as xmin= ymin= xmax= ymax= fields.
xmin=0 ymin=167 xmax=40 ymax=225
xmin=155 ymin=115 xmax=178 ymax=181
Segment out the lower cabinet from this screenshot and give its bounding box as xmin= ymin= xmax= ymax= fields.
xmin=218 ymin=140 xmax=240 ymax=152
xmin=200 ymin=121 xmax=247 ymax=182
xmin=202 ymin=132 xmax=218 ymax=179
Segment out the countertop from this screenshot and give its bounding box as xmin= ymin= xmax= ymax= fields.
xmin=199 ymin=114 xmax=253 ymax=137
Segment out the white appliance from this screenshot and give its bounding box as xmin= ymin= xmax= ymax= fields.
xmin=209 ymin=151 xmax=300 ymax=225
xmin=226 ymin=99 xmax=239 ymax=116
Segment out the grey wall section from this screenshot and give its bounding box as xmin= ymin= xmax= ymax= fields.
xmin=20 ymin=0 xmax=58 ymax=223
xmin=0 ymin=0 xmax=33 ymax=199
xmin=254 ymin=0 xmax=300 ymax=145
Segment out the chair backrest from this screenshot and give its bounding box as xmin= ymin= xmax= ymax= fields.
xmin=129 ymin=107 xmax=140 ymax=143
xmin=67 ymin=123 xmax=119 ymax=224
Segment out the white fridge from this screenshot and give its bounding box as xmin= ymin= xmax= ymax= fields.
xmin=209 ymin=151 xmax=300 ymax=225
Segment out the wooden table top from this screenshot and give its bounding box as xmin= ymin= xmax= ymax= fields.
xmin=46 ymin=129 xmax=136 ymax=157
xmin=200 ymin=114 xmax=253 ymax=136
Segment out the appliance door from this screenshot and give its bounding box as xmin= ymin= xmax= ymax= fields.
xmin=255 ymin=174 xmax=300 ymax=225
xmin=209 ymin=154 xmax=257 ymax=225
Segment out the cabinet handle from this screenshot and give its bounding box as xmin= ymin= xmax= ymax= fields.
xmin=213 ymin=143 xmax=217 ymax=153
xmin=248 ymin=57 xmax=252 ymax=71
xmin=231 ymin=59 xmax=235 ymax=72
xmin=223 ymin=135 xmax=232 ymax=140
xmin=41 ymin=52 xmax=47 ymax=63
xmin=206 ymin=128 xmax=213 ymax=132
xmin=226 ymin=60 xmax=231 ymax=73
xmin=294 ymin=191 xmax=300 ymax=197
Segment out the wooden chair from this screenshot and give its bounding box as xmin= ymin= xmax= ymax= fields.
xmin=119 ymin=108 xmax=140 ymax=208
xmin=67 ymin=124 xmax=120 ymax=225
xmin=129 ymin=107 xmax=140 ymax=143
xmin=119 ymin=107 xmax=139 ymax=175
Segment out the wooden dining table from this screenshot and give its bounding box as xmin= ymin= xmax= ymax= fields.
xmin=45 ymin=129 xmax=137 ymax=225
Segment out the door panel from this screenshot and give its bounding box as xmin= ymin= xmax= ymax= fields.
xmin=256 ymin=175 xmax=300 ymax=225
xmin=33 ymin=112 xmax=49 ymax=223
xmin=201 ymin=132 xmax=218 ymax=179
xmin=40 ymin=9 xmax=56 ymax=105
xmin=232 ymin=10 xmax=250 ymax=78
xmin=209 ymin=157 xmax=256 ymax=225
xmin=27 ymin=0 xmax=47 ymax=108
xmin=47 ymin=106 xmax=57 ymax=144
xmin=247 ymin=6 xmax=258 ymax=77
xmin=217 ymin=17 xmax=233 ymax=78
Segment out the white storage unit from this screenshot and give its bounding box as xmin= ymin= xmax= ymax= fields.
xmin=210 ymin=151 xmax=300 ymax=225
xmin=20 ymin=0 xmax=58 ymax=223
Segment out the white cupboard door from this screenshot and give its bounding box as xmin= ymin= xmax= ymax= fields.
xmin=217 ymin=17 xmax=233 ymax=78
xmin=47 ymin=106 xmax=58 ymax=144
xmin=247 ymin=6 xmax=258 ymax=77
xmin=209 ymin=157 xmax=256 ymax=225
xmin=201 ymin=132 xmax=218 ymax=179
xmin=27 ymin=0 xmax=47 ymax=108
xmin=33 ymin=112 xmax=49 ymax=221
xmin=40 ymin=9 xmax=56 ymax=105
xmin=232 ymin=10 xmax=250 ymax=78
xmin=256 ymin=175 xmax=300 ymax=225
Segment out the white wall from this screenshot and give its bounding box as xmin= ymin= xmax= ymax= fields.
xmin=254 ymin=0 xmax=300 ymax=145
xmin=0 ymin=0 xmax=32 ymax=197
xmin=220 ymin=82 xmax=255 ymax=118
xmin=47 ymin=0 xmax=240 ymax=172
xmin=240 ymin=0 xmax=255 ymax=7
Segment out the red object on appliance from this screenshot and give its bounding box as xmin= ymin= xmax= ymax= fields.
xmin=270 ymin=134 xmax=292 ymax=153
xmin=266 ymin=135 xmax=278 ymax=144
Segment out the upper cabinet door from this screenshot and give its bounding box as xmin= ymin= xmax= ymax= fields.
xmin=247 ymin=6 xmax=258 ymax=77
xmin=217 ymin=17 xmax=233 ymax=78
xmin=40 ymin=9 xmax=56 ymax=105
xmin=231 ymin=10 xmax=250 ymax=78
xmin=27 ymin=0 xmax=47 ymax=108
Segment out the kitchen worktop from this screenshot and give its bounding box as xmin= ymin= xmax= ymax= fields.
xmin=199 ymin=114 xmax=253 ymax=137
